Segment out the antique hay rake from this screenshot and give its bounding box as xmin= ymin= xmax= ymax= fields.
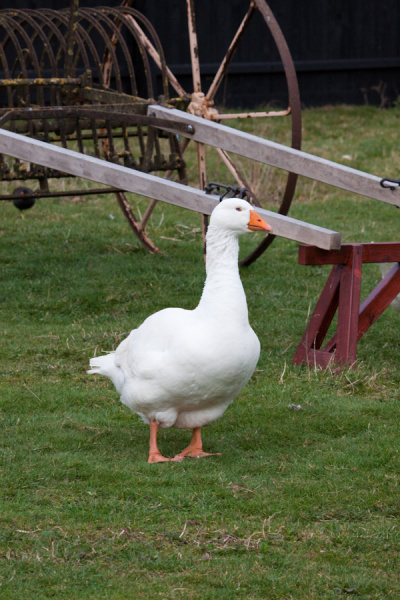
xmin=0 ymin=0 xmax=301 ymax=265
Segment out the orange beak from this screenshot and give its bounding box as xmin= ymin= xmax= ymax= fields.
xmin=248 ymin=210 xmax=273 ymax=232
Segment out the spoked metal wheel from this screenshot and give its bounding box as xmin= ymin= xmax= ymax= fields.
xmin=121 ymin=0 xmax=302 ymax=264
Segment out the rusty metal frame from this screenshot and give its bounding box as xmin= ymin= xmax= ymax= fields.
xmin=0 ymin=1 xmax=302 ymax=261
xmin=0 ymin=4 xmax=191 ymax=253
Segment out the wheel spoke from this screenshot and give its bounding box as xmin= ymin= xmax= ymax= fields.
xmin=206 ymin=2 xmax=256 ymax=102
xmin=186 ymin=0 xmax=202 ymax=92
xmin=216 ymin=108 xmax=291 ymax=120
xmin=115 ymin=191 xmax=162 ymax=254
xmin=196 ymin=141 xmax=208 ymax=255
xmin=124 ymin=14 xmax=187 ymax=97
xmin=140 ymin=198 xmax=158 ymax=230
xmin=216 ymin=148 xmax=261 ymax=207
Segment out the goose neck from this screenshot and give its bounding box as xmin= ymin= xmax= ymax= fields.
xmin=197 ymin=227 xmax=248 ymax=317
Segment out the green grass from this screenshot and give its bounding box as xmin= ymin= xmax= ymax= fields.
xmin=1 ymin=105 xmax=400 ymax=598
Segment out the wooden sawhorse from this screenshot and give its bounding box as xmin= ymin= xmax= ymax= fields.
xmin=292 ymin=242 xmax=400 ymax=368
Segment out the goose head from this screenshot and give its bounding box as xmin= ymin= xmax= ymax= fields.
xmin=209 ymin=198 xmax=273 ymax=236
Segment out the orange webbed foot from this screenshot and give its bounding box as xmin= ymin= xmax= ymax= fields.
xmin=173 ymin=427 xmax=221 ymax=460
xmin=173 ymin=448 xmax=221 ymax=460
xmin=170 ymin=454 xmax=185 ymax=462
xmin=148 ymin=452 xmax=171 ymax=463
xmin=174 ymin=427 xmax=220 ymax=460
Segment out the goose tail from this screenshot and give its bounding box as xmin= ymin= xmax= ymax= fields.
xmin=87 ymin=353 xmax=124 ymax=394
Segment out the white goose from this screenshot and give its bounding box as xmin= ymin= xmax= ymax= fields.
xmin=88 ymin=198 xmax=272 ymax=462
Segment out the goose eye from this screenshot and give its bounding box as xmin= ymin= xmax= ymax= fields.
xmin=236 ymin=207 xmax=242 ymax=212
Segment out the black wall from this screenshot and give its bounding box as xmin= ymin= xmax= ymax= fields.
xmin=2 ymin=0 xmax=400 ymax=107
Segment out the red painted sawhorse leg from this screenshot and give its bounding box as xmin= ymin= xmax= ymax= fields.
xmin=292 ymin=242 xmax=400 ymax=368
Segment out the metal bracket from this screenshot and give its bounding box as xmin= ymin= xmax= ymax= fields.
xmin=380 ymin=177 xmax=400 ymax=191
xmin=205 ymin=181 xmax=253 ymax=202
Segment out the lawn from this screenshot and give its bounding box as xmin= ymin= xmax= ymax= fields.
xmin=1 ymin=104 xmax=400 ymax=599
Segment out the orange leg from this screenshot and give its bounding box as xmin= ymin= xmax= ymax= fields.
xmin=148 ymin=420 xmax=184 ymax=463
xmin=173 ymin=427 xmax=221 ymax=460
xmin=148 ymin=420 xmax=171 ymax=463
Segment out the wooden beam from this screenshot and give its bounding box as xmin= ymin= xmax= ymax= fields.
xmin=358 ymin=263 xmax=400 ymax=339
xmin=292 ymin=265 xmax=341 ymax=366
xmin=299 ymin=242 xmax=400 ymax=265
xmin=293 ymin=242 xmax=400 ymax=368
xmin=148 ymin=105 xmax=400 ymax=207
xmin=0 ymin=128 xmax=341 ymax=249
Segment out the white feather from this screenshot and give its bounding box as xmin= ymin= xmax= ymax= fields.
xmin=88 ymin=198 xmax=266 ymax=430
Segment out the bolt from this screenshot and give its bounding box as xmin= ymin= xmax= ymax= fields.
xmin=187 ymin=125 xmax=194 ymax=134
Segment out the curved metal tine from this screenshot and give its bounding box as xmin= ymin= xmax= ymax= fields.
xmin=2 ymin=15 xmax=31 ymax=108
xmin=23 ymin=11 xmax=59 ymax=91
xmin=0 ymin=19 xmax=15 ymax=107
xmin=42 ymin=9 xmax=92 ymax=99
xmin=82 ymin=6 xmax=161 ymax=252
xmin=5 ymin=11 xmax=55 ymax=144
xmin=64 ymin=0 xmax=79 ymax=77
xmin=97 ymin=9 xmax=138 ymax=93
xmin=99 ymin=9 xmax=158 ymax=166
xmin=94 ymin=8 xmax=161 ymax=234
xmin=81 ymin=11 xmax=132 ymax=160
xmin=66 ymin=14 xmax=96 ymax=80
xmin=99 ymin=0 xmax=134 ymax=80
xmin=42 ymin=9 xmax=93 ymax=143
xmin=49 ymin=9 xmax=103 ymax=87
xmin=96 ymin=8 xmax=154 ymax=98
xmin=10 ymin=13 xmax=47 ymax=107
xmin=39 ymin=9 xmax=100 ymax=153
xmin=7 ymin=14 xmax=45 ymax=138
xmin=25 ymin=9 xmax=65 ymax=75
xmin=122 ymin=13 xmax=186 ymax=98
xmin=78 ymin=9 xmax=125 ymax=93
xmin=102 ymin=0 xmax=158 ymax=262
xmin=205 ymin=2 xmax=256 ymax=103
xmin=40 ymin=10 xmax=69 ymax=100
xmin=111 ymin=7 xmax=173 ymax=99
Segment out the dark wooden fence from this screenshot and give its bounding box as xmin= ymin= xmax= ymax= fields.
xmin=4 ymin=0 xmax=400 ymax=107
